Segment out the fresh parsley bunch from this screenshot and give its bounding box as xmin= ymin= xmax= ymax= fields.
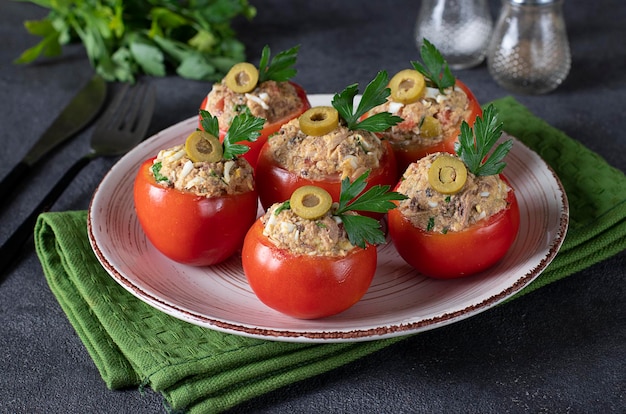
xmin=14 ymin=0 xmax=257 ymax=83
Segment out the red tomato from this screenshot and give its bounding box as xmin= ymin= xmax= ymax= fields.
xmin=199 ymin=81 xmax=311 ymax=168
xmin=388 ymin=175 xmax=520 ymax=279
xmin=242 ymin=220 xmax=378 ymax=319
xmin=255 ymin=140 xmax=398 ymax=214
xmin=386 ymin=80 xmax=482 ymax=174
xmin=133 ymin=158 xmax=258 ymax=266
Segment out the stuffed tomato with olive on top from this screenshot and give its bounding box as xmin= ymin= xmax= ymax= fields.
xmin=242 ymin=171 xmax=406 ymax=319
xmin=200 ymin=45 xmax=311 ymax=168
xmin=255 ymin=71 xmax=402 ymax=216
xmin=133 ymin=111 xmax=264 ymax=266
xmin=388 ymin=105 xmax=520 ymax=279
xmin=365 ymin=39 xmax=482 ymax=174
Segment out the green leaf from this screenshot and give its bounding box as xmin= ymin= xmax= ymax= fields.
xmin=355 ymin=112 xmax=403 ymax=133
xmin=109 ymin=46 xmax=136 ymax=83
xmin=332 ymin=71 xmax=403 ymax=132
xmin=339 ymin=214 xmax=386 ymax=249
xmin=257 ymin=44 xmax=299 ymax=83
xmin=23 ymin=19 xmax=56 ymax=36
xmin=14 ymin=34 xmax=60 ymax=63
xmin=222 ymin=112 xmax=264 ymax=159
xmin=337 ymin=171 xmax=369 ymax=213
xmin=151 ymin=162 xmax=169 ymax=183
xmin=455 ymin=104 xmax=512 ymax=176
xmin=129 ymin=38 xmax=166 ymax=77
xmin=199 ymin=110 xmax=220 ymax=137
xmin=411 ymin=38 xmax=455 ymax=92
xmin=274 ymin=200 xmax=291 ymax=216
xmin=344 ymin=184 xmax=407 ymax=213
xmin=149 ymin=7 xmax=189 ymax=30
xmin=198 ymin=109 xmax=263 ymax=160
xmin=334 ymin=170 xmax=407 ymax=247
xmin=188 ymin=30 xmax=217 ymax=53
xmin=177 ymin=53 xmax=217 ymax=80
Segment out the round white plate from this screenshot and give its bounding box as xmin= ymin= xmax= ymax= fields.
xmin=88 ymin=95 xmax=569 ymax=343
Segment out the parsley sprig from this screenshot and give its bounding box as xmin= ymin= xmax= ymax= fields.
xmin=334 ymin=171 xmax=408 ymax=248
xmin=455 ymin=104 xmax=513 ymax=176
xmin=199 ymin=109 xmax=264 ymax=160
xmin=411 ymin=38 xmax=455 ymax=93
xmin=258 ymin=45 xmax=299 ymax=83
xmin=331 ymin=71 xmax=403 ymax=132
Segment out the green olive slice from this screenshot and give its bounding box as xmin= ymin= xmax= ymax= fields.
xmin=184 ymin=130 xmax=223 ymax=163
xmin=290 ymin=186 xmax=333 ymax=220
xmin=298 ymin=106 xmax=339 ymax=136
xmin=428 ymin=154 xmax=467 ymax=195
xmin=420 ymin=115 xmax=442 ymax=138
xmin=224 ymin=62 xmax=259 ymax=93
xmin=389 ymin=69 xmax=426 ymax=104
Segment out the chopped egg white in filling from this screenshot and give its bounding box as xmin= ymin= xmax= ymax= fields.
xmin=261 ymin=203 xmax=355 ymax=256
xmin=152 ymin=144 xmax=254 ymax=197
xmin=367 ymin=85 xmax=471 ymax=148
xmin=395 ymin=153 xmax=511 ymax=233
xmin=266 ymin=118 xmax=386 ymax=181
xmin=204 ymin=80 xmax=304 ymax=129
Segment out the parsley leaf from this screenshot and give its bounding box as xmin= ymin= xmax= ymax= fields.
xmin=331 ymin=71 xmax=403 ymax=132
xmin=455 ymin=104 xmax=513 ymax=176
xmin=199 ymin=109 xmax=220 ymax=136
xmin=334 ymin=171 xmax=408 ymax=248
xmin=198 ymin=109 xmax=264 ymax=160
xmin=339 ymin=214 xmax=387 ymax=248
xmin=222 ymin=113 xmax=265 ymax=160
xmin=274 ymin=200 xmax=291 ymax=216
xmin=257 ymin=45 xmax=299 ymax=83
xmin=151 ymin=162 xmax=169 ymax=183
xmin=411 ymin=38 xmax=455 ymax=93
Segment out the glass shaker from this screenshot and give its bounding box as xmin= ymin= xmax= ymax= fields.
xmin=414 ymin=0 xmax=493 ymax=70
xmin=487 ymin=0 xmax=571 ymax=94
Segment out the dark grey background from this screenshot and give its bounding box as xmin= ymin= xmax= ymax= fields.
xmin=1 ymin=0 xmax=624 ymax=412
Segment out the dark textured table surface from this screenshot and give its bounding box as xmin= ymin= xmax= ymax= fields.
xmin=1 ymin=1 xmax=624 ymax=413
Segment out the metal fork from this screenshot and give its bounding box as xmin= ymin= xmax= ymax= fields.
xmin=0 ymin=81 xmax=157 ymax=278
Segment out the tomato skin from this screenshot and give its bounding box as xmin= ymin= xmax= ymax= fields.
xmin=242 ymin=220 xmax=378 ymax=319
xmin=133 ymin=158 xmax=258 ymax=266
xmin=199 ymin=82 xmax=311 ymax=168
xmin=387 ymin=80 xmax=482 ymax=174
xmin=388 ymin=175 xmax=520 ymax=279
xmin=255 ymin=140 xmax=398 ymax=213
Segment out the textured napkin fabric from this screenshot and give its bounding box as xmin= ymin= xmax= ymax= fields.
xmin=35 ymin=97 xmax=626 ymax=413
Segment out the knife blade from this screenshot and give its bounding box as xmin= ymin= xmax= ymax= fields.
xmin=0 ymin=74 xmax=107 ymax=202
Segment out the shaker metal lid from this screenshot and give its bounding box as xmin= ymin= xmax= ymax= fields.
xmin=509 ymin=0 xmax=558 ymax=4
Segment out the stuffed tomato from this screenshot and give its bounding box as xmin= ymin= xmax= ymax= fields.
xmin=134 ymin=111 xmax=264 ymax=266
xmin=199 ymin=45 xmax=311 ymax=168
xmin=364 ymin=41 xmax=482 ymax=174
xmin=134 ymin=158 xmax=258 ymax=266
xmin=242 ymin=174 xmax=405 ymax=319
xmin=242 ymin=219 xmax=378 ymax=319
xmin=388 ymin=106 xmax=520 ymax=279
xmin=255 ymin=71 xmax=403 ymax=214
xmin=388 ymin=170 xmax=519 ymax=279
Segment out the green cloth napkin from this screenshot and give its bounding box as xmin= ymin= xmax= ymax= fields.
xmin=35 ymin=97 xmax=626 ymax=413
